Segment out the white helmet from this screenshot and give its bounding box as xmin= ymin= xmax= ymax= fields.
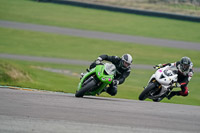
xmin=121 ymin=54 xmax=133 ymax=69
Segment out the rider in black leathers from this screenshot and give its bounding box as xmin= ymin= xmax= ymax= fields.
xmin=89 ymin=54 xmax=133 ymax=96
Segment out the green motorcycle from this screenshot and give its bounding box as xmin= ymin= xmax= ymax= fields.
xmin=75 ymin=63 xmax=116 ymax=97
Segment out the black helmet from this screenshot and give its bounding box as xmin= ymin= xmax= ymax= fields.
xmin=120 ymin=54 xmax=132 ymax=69
xmin=180 ymin=57 xmax=191 ymax=72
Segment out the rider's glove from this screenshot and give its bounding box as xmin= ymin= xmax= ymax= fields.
xmin=172 ymin=82 xmax=181 ymax=88
xmin=95 ymin=57 xmax=102 ymax=64
xmin=113 ymin=80 xmax=119 ymax=86
xmin=154 ymin=64 xmax=163 ymax=69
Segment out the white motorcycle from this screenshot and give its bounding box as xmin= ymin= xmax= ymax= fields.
xmin=139 ymin=66 xmax=178 ymax=102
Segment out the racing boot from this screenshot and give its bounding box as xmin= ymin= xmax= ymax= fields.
xmin=167 ymin=91 xmax=178 ymax=100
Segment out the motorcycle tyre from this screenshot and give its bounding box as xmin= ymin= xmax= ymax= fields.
xmin=153 ymin=98 xmax=163 ymax=102
xmin=75 ymin=79 xmax=96 ymax=97
xmin=139 ymin=82 xmax=156 ymax=101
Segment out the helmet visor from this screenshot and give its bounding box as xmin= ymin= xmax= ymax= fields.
xmin=123 ymin=61 xmax=131 ymax=68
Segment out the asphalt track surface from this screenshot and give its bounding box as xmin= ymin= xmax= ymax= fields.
xmin=0 ymin=87 xmax=200 ymax=133
xmin=1 ymin=20 xmax=200 ymax=50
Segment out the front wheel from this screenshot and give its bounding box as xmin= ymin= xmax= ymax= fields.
xmin=139 ymin=82 xmax=156 ymax=101
xmin=75 ymin=79 xmax=96 ymax=97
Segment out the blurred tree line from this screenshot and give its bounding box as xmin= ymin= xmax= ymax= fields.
xmin=37 ymin=0 xmax=200 ymax=15
xmin=77 ymin=0 xmax=200 ymax=15
xmin=148 ymin=0 xmax=200 ymax=5
xmin=80 ymin=0 xmax=200 ymax=6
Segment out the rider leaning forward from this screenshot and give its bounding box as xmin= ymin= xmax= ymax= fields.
xmin=88 ymin=54 xmax=133 ymax=96
xmin=154 ymin=57 xmax=194 ymax=100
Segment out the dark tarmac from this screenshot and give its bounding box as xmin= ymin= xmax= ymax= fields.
xmin=0 ymin=88 xmax=200 ymax=133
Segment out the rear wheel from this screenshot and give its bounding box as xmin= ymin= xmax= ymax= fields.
xmin=139 ymin=82 xmax=156 ymax=101
xmin=75 ymin=79 xmax=96 ymax=97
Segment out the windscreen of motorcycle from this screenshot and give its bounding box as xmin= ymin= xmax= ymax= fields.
xmin=104 ymin=63 xmax=116 ymax=75
xmin=164 ymin=69 xmax=174 ymax=76
xmin=155 ymin=67 xmax=178 ymax=85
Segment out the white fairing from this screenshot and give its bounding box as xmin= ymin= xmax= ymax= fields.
xmin=142 ymin=66 xmax=179 ymax=101
xmin=148 ymin=66 xmax=178 ymax=90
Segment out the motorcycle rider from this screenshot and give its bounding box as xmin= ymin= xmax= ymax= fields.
xmin=87 ymin=54 xmax=132 ymax=96
xmin=154 ymin=57 xmax=194 ymax=100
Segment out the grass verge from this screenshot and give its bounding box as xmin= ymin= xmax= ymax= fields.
xmin=0 ymin=59 xmax=199 ymax=106
xmin=0 ymin=0 xmax=200 ymax=42
xmin=0 ymin=59 xmax=79 ymax=93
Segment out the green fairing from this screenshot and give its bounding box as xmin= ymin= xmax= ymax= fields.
xmin=95 ymin=65 xmax=113 ymax=84
xmin=77 ymin=68 xmax=96 ymax=91
xmin=77 ymin=64 xmax=114 ymax=96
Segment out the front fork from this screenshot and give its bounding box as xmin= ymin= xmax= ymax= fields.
xmin=147 ymin=80 xmax=162 ymax=97
xmin=82 ymin=76 xmax=95 ymax=87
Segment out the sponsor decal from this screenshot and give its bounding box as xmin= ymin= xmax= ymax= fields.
xmin=102 ymin=78 xmax=106 ymax=81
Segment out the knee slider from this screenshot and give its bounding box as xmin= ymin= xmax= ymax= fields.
xmin=180 ymin=90 xmax=189 ymax=96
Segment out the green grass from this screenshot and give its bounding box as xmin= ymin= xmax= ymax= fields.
xmin=0 ymin=59 xmax=79 ymax=93
xmin=0 ymin=0 xmax=200 ymax=42
xmin=0 ymin=59 xmax=199 ymax=106
xmin=0 ymin=27 xmax=200 ymax=67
